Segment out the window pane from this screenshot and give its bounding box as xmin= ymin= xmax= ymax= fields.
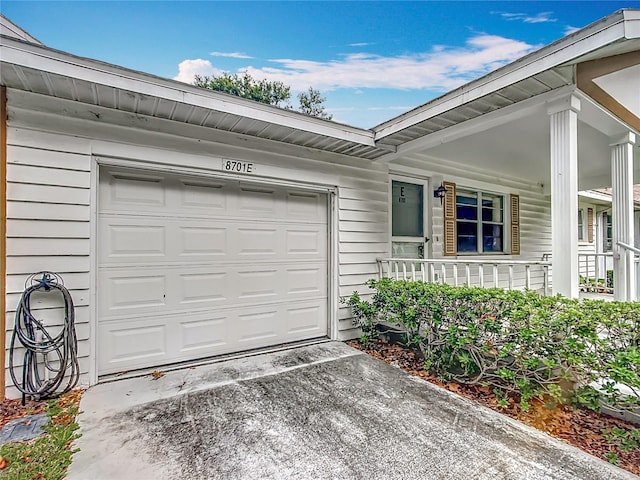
xmin=457 ymin=191 xmax=478 ymax=220
xmin=457 ymin=221 xmax=478 ymax=252
xmin=392 ymin=181 xmax=423 ymax=237
xmin=604 ymin=213 xmax=612 ymax=251
xmin=578 ymin=210 xmax=584 ymax=241
xmin=482 ymin=194 xmax=503 ymax=223
xmin=392 ymin=242 xmax=424 ymax=259
xmin=483 ymin=224 xmax=503 ymax=252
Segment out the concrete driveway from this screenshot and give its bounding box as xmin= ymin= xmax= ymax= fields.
xmin=67 ymin=342 xmax=637 ymax=480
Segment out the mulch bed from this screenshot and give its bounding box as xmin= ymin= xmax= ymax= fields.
xmin=348 ymin=339 xmax=640 ymax=476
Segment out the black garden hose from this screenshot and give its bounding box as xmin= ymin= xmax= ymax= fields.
xmin=9 ymin=271 xmax=80 ymax=402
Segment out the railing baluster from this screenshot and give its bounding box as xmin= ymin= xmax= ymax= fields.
xmin=544 ymin=265 xmax=549 ymax=296
xmin=375 ymin=257 xmax=552 ymax=294
xmin=508 ymin=265 xmax=514 ymax=290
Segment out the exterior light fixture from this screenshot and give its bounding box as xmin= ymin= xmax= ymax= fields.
xmin=434 ymin=183 xmax=448 ymax=204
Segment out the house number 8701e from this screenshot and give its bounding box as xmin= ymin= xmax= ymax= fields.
xmin=223 ymin=160 xmax=254 ymax=174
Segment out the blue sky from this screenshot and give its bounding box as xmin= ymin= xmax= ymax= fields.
xmin=2 ymin=1 xmax=639 ymax=128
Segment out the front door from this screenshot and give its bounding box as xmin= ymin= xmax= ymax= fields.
xmin=391 ymin=178 xmax=429 ymax=261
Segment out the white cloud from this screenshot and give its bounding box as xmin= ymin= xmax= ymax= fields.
xmin=173 ymin=58 xmax=223 ymax=83
xmin=239 ymin=34 xmax=537 ymax=92
xmin=173 ymin=34 xmax=537 ymax=93
xmin=564 ymin=25 xmax=581 ymax=35
xmin=349 ymin=42 xmax=373 ymax=47
xmin=494 ymin=11 xmax=557 ymax=24
xmin=210 ymin=51 xmax=253 ymax=59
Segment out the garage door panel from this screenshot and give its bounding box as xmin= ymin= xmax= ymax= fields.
xmin=100 ymin=217 xmax=326 ymax=265
xmin=105 ymin=274 xmax=167 ymax=311
xmin=238 ymin=185 xmax=279 ymax=216
xmin=287 ymin=228 xmax=324 ymax=255
xmin=179 ymin=272 xmax=228 ymax=305
xmin=100 ymin=170 xmax=166 ymax=210
xmin=179 ymin=226 xmax=227 ymax=257
xmin=286 ymin=266 xmax=325 ymax=295
xmin=98 ymin=169 xmax=329 ymax=375
xmin=99 ymin=299 xmax=327 ymax=374
xmin=100 ymin=262 xmax=326 ymax=316
xmin=287 ymin=191 xmax=327 ymax=222
xmin=236 ymin=226 xmax=280 ymax=257
xmin=286 ymin=302 xmax=326 ymax=335
xmin=103 ymin=223 xmax=166 ymax=259
xmin=178 ymin=179 xmax=228 ymax=211
xmin=237 ymin=268 xmax=279 ymax=300
xmin=98 ymin=318 xmax=167 ymax=373
xmin=179 ymin=315 xmax=228 ymax=353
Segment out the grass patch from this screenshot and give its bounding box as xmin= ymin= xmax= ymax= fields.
xmin=0 ymin=391 xmax=82 ymax=480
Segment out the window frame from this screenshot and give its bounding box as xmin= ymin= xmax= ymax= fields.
xmin=455 ymin=188 xmax=506 ymax=255
xmin=603 ymin=211 xmax=613 ymax=252
xmin=578 ymin=208 xmax=585 ymax=242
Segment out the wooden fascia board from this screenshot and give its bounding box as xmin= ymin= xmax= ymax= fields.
xmin=0 ymin=86 xmax=6 ymax=400
xmin=0 ymin=39 xmax=375 ymax=147
xmin=577 ymin=50 xmax=640 ymax=132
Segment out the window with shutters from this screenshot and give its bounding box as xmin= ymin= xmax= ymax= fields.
xmin=443 ymin=182 xmax=519 ymax=256
xmin=456 ymin=189 xmax=504 ymax=253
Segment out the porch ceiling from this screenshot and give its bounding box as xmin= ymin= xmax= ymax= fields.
xmin=405 ymin=96 xmax=640 ymax=191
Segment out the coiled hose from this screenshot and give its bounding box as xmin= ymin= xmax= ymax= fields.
xmin=9 ymin=272 xmax=80 ymax=402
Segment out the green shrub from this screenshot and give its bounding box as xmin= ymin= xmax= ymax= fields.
xmin=343 ymin=279 xmax=639 ymax=413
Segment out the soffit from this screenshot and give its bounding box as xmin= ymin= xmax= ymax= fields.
xmin=376 ymin=66 xmax=574 ymax=148
xmin=0 ymin=37 xmax=387 ymax=161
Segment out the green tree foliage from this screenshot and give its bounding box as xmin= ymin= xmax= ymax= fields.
xmin=193 ymin=72 xmax=332 ymax=120
xmin=298 ymin=87 xmax=333 ymax=120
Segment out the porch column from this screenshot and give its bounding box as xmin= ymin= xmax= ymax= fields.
xmin=548 ymin=95 xmax=581 ymax=298
xmin=611 ymin=132 xmax=636 ymax=301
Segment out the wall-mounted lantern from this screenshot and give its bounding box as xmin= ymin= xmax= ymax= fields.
xmin=433 ymin=183 xmax=448 ymax=205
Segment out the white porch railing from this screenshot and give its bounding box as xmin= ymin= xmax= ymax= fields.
xmin=618 ymin=242 xmax=640 ymax=300
xmin=578 ymin=252 xmax=614 ymax=294
xmin=377 ymin=258 xmax=551 ymax=294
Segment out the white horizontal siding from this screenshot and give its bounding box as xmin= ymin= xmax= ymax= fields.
xmin=3 ymin=90 xmax=390 ymax=395
xmin=394 ymin=152 xmax=552 ymax=290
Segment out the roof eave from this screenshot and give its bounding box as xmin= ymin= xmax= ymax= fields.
xmin=373 ymin=9 xmax=635 ymax=141
xmin=0 ymin=35 xmax=376 ymax=147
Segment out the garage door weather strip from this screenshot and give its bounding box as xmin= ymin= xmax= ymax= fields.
xmin=9 ymin=272 xmax=80 ymax=403
xmin=99 ymin=337 xmax=332 ymax=384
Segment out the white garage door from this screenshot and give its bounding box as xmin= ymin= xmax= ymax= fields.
xmin=97 ymin=168 xmax=329 ymax=375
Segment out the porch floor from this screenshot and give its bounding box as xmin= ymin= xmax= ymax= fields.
xmin=578 ymin=291 xmax=615 ymax=302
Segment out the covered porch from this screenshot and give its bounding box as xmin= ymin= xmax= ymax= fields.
xmin=372 ymin=10 xmax=640 ymax=301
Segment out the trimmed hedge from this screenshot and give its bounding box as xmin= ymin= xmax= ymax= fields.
xmin=344 ymin=279 xmax=640 ymax=413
